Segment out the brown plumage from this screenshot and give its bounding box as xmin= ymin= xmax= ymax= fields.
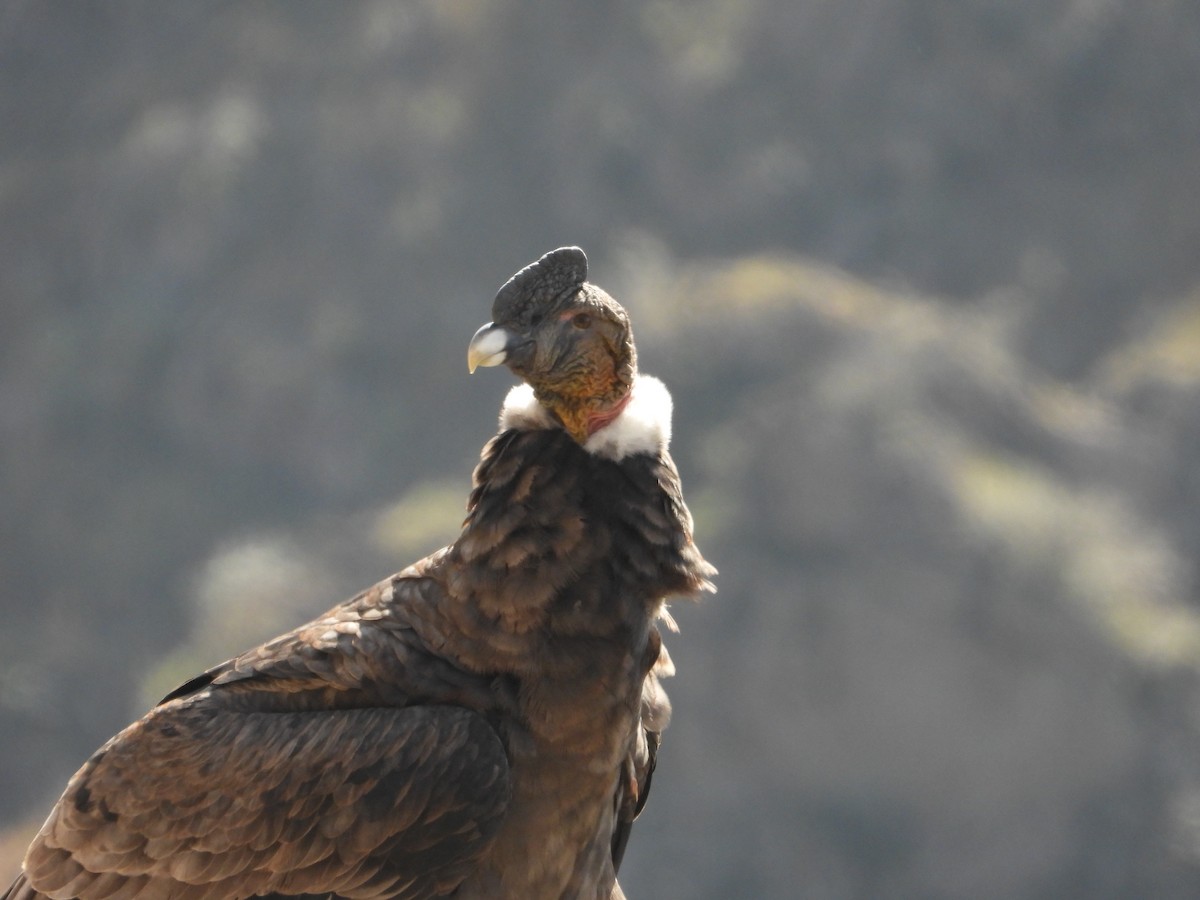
xmin=5 ymin=247 xmax=715 ymax=900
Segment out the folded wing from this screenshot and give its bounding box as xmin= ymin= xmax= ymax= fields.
xmin=21 ymin=696 xmax=510 ymax=900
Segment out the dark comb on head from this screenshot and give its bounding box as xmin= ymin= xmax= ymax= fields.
xmin=492 ymin=246 xmax=589 ymax=322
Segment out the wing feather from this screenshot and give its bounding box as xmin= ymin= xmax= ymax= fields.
xmin=23 ymin=700 xmax=510 ymax=900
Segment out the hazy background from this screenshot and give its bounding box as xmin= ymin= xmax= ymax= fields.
xmin=4 ymin=2 xmax=1200 ymax=897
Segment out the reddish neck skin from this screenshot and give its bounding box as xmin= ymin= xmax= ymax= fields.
xmin=586 ymin=390 xmax=633 ymax=437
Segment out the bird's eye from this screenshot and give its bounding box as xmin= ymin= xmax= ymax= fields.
xmin=572 ymin=313 xmax=592 ymax=329
xmin=530 ymin=312 xmax=544 ymax=327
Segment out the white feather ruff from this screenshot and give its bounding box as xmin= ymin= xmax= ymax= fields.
xmin=499 ymin=374 xmax=673 ymax=461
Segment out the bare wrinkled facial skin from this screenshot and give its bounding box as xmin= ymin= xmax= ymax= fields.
xmin=486 ymin=248 xmax=637 ymax=443
xmin=517 ymin=300 xmax=626 ymax=383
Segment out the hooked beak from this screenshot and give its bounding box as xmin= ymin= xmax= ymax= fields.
xmin=467 ymin=322 xmax=514 ymax=373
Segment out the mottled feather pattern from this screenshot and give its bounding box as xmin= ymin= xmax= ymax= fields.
xmin=24 ymin=706 xmax=508 ymax=900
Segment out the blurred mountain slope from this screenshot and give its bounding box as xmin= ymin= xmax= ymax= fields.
xmin=625 ymin=255 xmax=1200 ymax=897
